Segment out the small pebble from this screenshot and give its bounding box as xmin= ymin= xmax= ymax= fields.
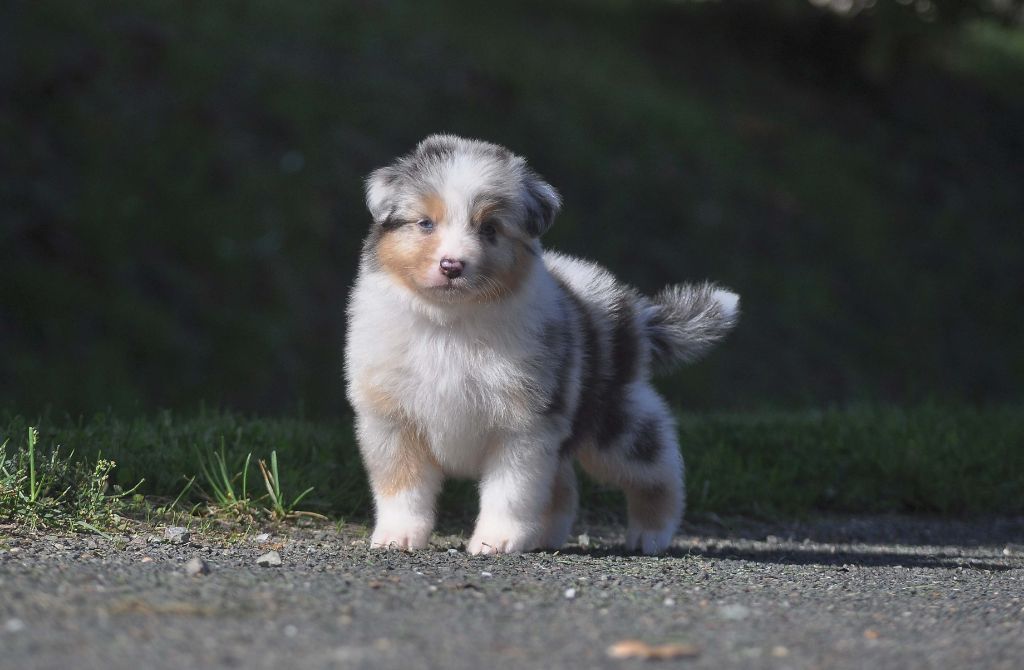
xmin=4 ymin=618 xmax=25 ymax=633
xmin=719 ymin=604 xmax=751 ymax=620
xmin=257 ymin=550 xmax=282 ymax=567
xmin=577 ymin=533 xmax=590 ymax=548
xmin=255 ymin=533 xmax=271 ymax=542
xmin=184 ymin=557 xmax=210 ymax=577
xmin=163 ymin=527 xmax=190 ymax=544
xmin=564 ymin=588 xmax=577 ymax=599
xmin=480 ymin=571 xmax=492 ymax=577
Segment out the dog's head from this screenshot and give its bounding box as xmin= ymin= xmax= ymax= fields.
xmin=362 ymin=134 xmax=560 ymax=304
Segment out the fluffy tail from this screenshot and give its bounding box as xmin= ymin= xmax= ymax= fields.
xmin=644 ymin=282 xmax=740 ymax=371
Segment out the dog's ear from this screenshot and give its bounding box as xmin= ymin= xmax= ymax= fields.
xmin=365 ymin=166 xmax=400 ymax=224
xmin=522 ymin=172 xmax=561 ymax=238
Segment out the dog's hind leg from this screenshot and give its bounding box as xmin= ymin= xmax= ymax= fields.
xmin=577 ymin=383 xmax=685 ymax=555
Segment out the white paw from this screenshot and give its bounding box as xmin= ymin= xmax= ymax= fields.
xmin=466 ymin=519 xmax=538 ymax=555
xmin=370 ymin=525 xmax=431 ymax=551
xmin=625 ymin=526 xmax=675 ymax=555
xmin=370 ymin=493 xmax=434 ymax=550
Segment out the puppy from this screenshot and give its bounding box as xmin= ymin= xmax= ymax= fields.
xmin=345 ymin=135 xmax=739 ymax=555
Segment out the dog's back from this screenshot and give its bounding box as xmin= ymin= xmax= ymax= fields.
xmin=542 ymin=251 xmax=738 ymax=451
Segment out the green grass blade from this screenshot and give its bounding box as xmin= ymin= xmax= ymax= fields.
xmin=241 ymin=452 xmax=251 ymax=502
xmin=290 ymin=486 xmax=315 ymax=510
xmin=77 ymin=521 xmax=112 ymax=540
xmin=168 ymin=475 xmax=196 ymax=511
xmin=271 ymin=451 xmax=282 ymax=500
xmin=27 ymin=426 xmax=39 ymax=503
xmin=216 ymin=437 xmax=236 ymax=502
xmin=195 ymin=446 xmax=229 ymax=504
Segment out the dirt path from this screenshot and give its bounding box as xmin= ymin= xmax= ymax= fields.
xmin=1 ymin=516 xmax=1022 ymax=669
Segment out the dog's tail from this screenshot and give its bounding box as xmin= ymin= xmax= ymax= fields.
xmin=643 ymin=283 xmax=740 ymax=372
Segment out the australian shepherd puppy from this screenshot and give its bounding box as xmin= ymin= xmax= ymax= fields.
xmin=345 ymin=135 xmax=739 ymax=555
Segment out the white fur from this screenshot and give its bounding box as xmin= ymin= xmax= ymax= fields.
xmin=714 ymin=289 xmax=740 ymax=321
xmin=347 ymin=255 xmax=683 ymax=555
xmin=370 ymin=489 xmax=438 ymax=550
xmin=348 ymin=264 xmax=570 ymax=554
xmin=347 ymin=135 xmax=738 ymax=556
xmin=348 ymin=264 xmax=563 ymax=467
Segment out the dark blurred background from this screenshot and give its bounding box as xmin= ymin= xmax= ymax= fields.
xmin=2 ymin=0 xmax=1022 ymax=418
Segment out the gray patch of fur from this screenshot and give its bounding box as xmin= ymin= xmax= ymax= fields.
xmin=364 ymin=134 xmax=561 ymax=238
xmin=645 ymin=282 xmax=740 ymax=370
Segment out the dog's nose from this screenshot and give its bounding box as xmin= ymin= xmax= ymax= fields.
xmin=439 ymin=258 xmax=464 ymax=279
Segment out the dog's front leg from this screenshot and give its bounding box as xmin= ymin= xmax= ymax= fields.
xmin=467 ymin=429 xmax=560 ymax=555
xmin=357 ymin=413 xmax=443 ymax=550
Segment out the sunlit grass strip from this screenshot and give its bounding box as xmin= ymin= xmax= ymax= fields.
xmin=2 ymin=406 xmax=1022 ymax=531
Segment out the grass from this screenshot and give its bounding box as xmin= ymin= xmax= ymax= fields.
xmin=1 ymin=426 xmax=143 ymax=532
xmin=2 ymin=406 xmax=1022 ymax=533
xmin=257 ymin=451 xmax=319 ymax=520
xmin=195 ymin=440 xmax=253 ymax=517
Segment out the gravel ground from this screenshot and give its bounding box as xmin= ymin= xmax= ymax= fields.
xmin=1 ymin=515 xmax=1022 ymax=670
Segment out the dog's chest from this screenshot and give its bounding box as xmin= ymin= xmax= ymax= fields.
xmin=352 ymin=308 xmax=542 ymax=470
xmin=400 ymin=327 xmax=537 ymax=425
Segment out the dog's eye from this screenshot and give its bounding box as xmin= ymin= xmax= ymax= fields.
xmin=480 ymin=220 xmax=498 ymax=241
xmin=417 ymin=218 xmax=435 ymax=231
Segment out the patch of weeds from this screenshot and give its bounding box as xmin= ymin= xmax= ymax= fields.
xmin=195 ymin=439 xmax=257 ymax=520
xmin=258 ymin=450 xmax=323 ymax=520
xmin=191 ymin=440 xmax=324 ymax=523
xmin=0 ymin=427 xmax=142 ymax=532
xmin=0 ymin=418 xmax=331 ymax=534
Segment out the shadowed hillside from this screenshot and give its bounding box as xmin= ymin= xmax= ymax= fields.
xmin=2 ymin=1 xmax=1022 ymax=416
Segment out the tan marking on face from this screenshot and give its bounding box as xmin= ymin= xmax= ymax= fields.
xmin=625 ymin=485 xmax=670 ymax=527
xmin=471 ymin=202 xmax=499 ymax=225
xmin=373 ymin=421 xmax=439 ymax=497
xmin=376 ymin=210 xmax=444 ymax=293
